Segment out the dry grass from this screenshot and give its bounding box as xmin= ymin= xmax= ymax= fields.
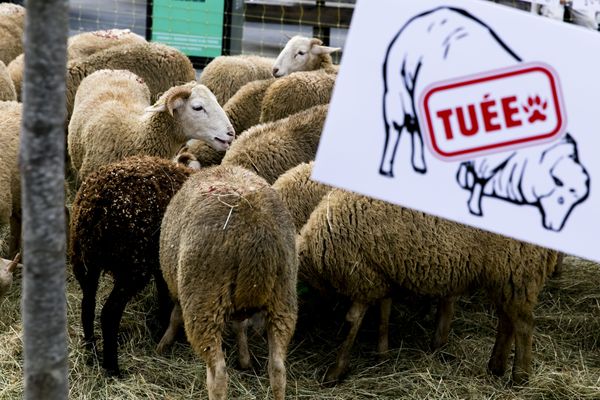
xmin=1 ymin=251 xmax=599 ymax=399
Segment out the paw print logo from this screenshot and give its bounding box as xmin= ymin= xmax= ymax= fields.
xmin=522 ymin=95 xmax=548 ymax=124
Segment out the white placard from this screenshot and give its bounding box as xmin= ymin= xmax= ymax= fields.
xmin=572 ymin=0 xmax=600 ymax=11
xmin=313 ymin=0 xmax=600 ymax=262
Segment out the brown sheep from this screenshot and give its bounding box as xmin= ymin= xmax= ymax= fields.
xmin=158 ymin=165 xmax=297 ymax=400
xmin=298 ymin=189 xmax=559 ymax=385
xmin=69 ymin=155 xmax=196 ymax=376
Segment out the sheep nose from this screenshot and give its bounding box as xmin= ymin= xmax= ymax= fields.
xmin=227 ymin=129 xmax=235 ymax=138
xmin=272 ymin=67 xmax=279 ymax=76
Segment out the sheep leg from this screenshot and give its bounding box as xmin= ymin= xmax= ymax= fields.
xmin=267 ymin=318 xmax=294 ymax=400
xmin=510 ymin=305 xmax=534 ymax=385
xmin=156 ymin=302 xmax=183 ymax=354
xmin=8 ymin=213 xmax=21 ymax=259
xmin=431 ymin=295 xmax=458 ymax=350
xmin=153 ymin=271 xmax=173 ymax=330
xmin=377 ymin=297 xmax=392 ymax=358
xmin=79 ymin=266 xmax=101 ymax=357
xmin=488 ymin=307 xmax=515 ymax=377
xmin=100 ymin=279 xmax=144 ymax=377
xmin=467 ymin=181 xmax=484 ymax=216
xmin=206 ymin=344 xmax=228 ymax=400
xmin=232 ymin=318 xmax=252 ymax=370
xmin=324 ymin=301 xmax=369 ymax=385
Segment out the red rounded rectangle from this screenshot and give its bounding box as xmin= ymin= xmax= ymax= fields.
xmin=419 ymin=62 xmax=566 ymax=161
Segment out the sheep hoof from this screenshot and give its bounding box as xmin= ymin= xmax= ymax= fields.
xmin=237 ymin=358 xmax=253 ymax=371
xmin=487 ymin=360 xmax=507 ymax=377
xmin=322 ymin=365 xmax=347 ymax=387
xmin=104 ymin=366 xmax=123 ymax=379
xmin=511 ymin=369 xmax=530 ymax=386
xmin=155 ymin=342 xmax=168 ymax=355
xmin=377 ymin=349 xmax=390 ymax=361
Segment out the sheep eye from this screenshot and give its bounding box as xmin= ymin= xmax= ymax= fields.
xmin=296 ymin=51 xmax=306 ymax=56
xmin=192 ymin=105 xmax=204 ymax=111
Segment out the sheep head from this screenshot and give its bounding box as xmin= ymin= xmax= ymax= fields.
xmin=272 ymin=35 xmax=341 ymax=77
xmin=173 ymin=145 xmax=202 ymax=170
xmin=0 ymin=252 xmax=21 ymax=298
xmin=146 ymin=82 xmax=235 ymax=152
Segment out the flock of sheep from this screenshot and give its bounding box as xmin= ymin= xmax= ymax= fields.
xmin=0 ymin=3 xmax=572 ymax=399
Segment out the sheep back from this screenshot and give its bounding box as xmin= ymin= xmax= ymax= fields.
xmin=160 ymin=165 xmax=297 ymax=352
xmin=0 ymin=61 xmax=16 ymax=101
xmin=272 ymin=161 xmax=332 ymax=233
xmin=224 ymin=77 xmax=275 ymax=135
xmin=69 ymin=155 xmax=193 ymax=284
xmin=67 ymin=69 xmax=152 ymax=178
xmin=67 ymin=29 xmax=147 ymax=61
xmin=299 ymin=189 xmax=558 ymax=305
xmin=66 ymin=41 xmax=196 ymax=121
xmin=221 ymin=104 xmax=328 ymax=184
xmin=0 ymin=4 xmax=25 ymax=65
xmin=199 ymin=55 xmax=274 ymax=105
xmin=260 ymin=69 xmax=335 ymax=123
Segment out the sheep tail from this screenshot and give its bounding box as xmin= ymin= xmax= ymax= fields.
xmin=456 ymin=162 xmax=475 ymax=190
xmin=233 ymin=246 xmax=279 ymax=310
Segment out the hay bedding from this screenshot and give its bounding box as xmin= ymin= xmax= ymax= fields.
xmin=0 ymin=250 xmax=599 ymax=399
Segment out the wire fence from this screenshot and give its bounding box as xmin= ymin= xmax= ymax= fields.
xmin=66 ymin=0 xmax=599 ymax=64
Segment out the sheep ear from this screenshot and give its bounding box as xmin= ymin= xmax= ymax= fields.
xmin=145 ymin=103 xmax=167 ymax=113
xmin=7 ymin=252 xmax=21 ymax=273
xmin=165 ymin=87 xmax=192 ymax=116
xmin=310 ymin=43 xmax=341 ymax=55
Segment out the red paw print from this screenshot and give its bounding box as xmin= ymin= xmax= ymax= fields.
xmin=522 ymin=95 xmax=548 ymax=124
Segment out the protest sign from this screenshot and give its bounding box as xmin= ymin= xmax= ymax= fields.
xmin=313 ymin=0 xmax=600 ymax=261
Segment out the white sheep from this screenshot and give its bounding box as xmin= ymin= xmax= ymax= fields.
xmin=5 ymin=54 xmax=22 ymax=100
xmin=199 ymin=35 xmax=340 ymax=106
xmin=259 ymin=69 xmax=336 ymax=124
xmin=67 ymin=69 xmax=234 ymax=181
xmin=0 ymin=60 xmax=16 ymax=101
xmin=66 ymin=28 xmax=146 ymax=61
xmin=223 ymin=77 xmax=275 ymax=136
xmin=0 ymin=100 xmax=21 ymax=258
xmin=0 ymin=252 xmax=21 ymax=299
xmin=272 ymin=35 xmax=340 ymax=77
xmin=199 ymin=55 xmax=275 ymax=105
xmin=65 ymin=41 xmax=197 ymax=124
xmin=221 ymin=104 xmax=328 ymax=184
xmin=8 ymin=28 xmax=147 ymax=102
xmin=0 ymin=3 xmax=25 ymax=65
xmin=298 ymin=189 xmax=559 ymax=385
xmin=158 ymin=165 xmax=298 ymax=400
